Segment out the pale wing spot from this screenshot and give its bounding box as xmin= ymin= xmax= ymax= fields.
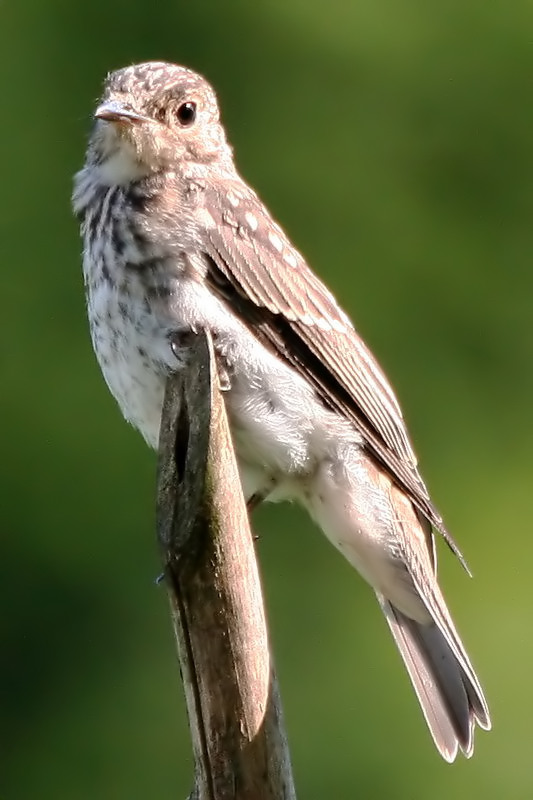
xmin=331 ymin=318 xmax=347 ymax=333
xmin=269 ymin=232 xmax=283 ymax=252
xmin=245 ymin=211 xmax=258 ymax=231
xmin=283 ymin=251 xmax=298 ymax=268
xmin=197 ymin=207 xmax=216 ymax=227
xmin=315 ymin=316 xmax=332 ymax=331
xmin=227 ymin=191 xmax=241 ymax=207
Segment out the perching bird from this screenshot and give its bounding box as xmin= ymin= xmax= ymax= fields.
xmin=73 ymin=61 xmax=490 ymax=761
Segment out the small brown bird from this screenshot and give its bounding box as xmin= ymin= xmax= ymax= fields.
xmin=73 ymin=62 xmax=490 ymax=760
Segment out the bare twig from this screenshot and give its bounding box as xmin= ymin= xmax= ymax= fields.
xmin=156 ymin=330 xmax=296 ymax=800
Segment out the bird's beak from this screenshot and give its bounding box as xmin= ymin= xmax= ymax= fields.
xmin=94 ymin=100 xmax=151 ymax=125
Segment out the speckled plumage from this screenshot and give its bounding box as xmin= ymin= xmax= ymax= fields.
xmin=73 ymin=62 xmax=490 ymax=760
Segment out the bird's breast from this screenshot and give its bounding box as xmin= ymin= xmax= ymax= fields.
xmin=80 ymin=185 xmax=359 ymax=491
xmin=85 ymin=264 xmax=173 ymax=448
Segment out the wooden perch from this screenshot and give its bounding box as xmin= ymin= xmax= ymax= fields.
xmin=156 ymin=330 xmax=297 ymax=800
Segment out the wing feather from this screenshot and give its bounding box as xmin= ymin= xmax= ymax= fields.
xmin=198 ymin=181 xmax=466 ymax=565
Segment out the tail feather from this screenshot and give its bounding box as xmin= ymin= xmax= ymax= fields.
xmin=378 ymin=595 xmax=490 ymax=762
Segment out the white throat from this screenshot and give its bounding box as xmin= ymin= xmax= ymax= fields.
xmin=96 ymin=147 xmax=149 ymax=186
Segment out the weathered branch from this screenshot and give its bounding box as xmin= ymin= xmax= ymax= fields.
xmin=156 ymin=330 xmax=296 ymax=800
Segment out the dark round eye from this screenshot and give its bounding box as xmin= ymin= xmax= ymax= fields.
xmin=175 ymin=101 xmax=197 ymax=126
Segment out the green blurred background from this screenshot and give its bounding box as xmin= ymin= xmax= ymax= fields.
xmin=2 ymin=0 xmax=532 ymax=797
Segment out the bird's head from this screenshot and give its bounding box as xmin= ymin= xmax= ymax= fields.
xmin=88 ymin=62 xmax=230 ymax=184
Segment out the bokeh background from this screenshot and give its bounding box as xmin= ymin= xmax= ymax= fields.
xmin=2 ymin=1 xmax=532 ymax=797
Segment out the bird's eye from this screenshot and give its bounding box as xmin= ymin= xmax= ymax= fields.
xmin=175 ymin=101 xmax=197 ymax=126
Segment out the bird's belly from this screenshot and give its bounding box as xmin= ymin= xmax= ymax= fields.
xmin=91 ymin=313 xmax=319 ymax=499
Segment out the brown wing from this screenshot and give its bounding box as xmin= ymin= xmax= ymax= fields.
xmin=198 ymin=180 xmax=466 ymax=567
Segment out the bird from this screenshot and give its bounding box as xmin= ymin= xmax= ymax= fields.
xmin=72 ymin=61 xmax=490 ymax=761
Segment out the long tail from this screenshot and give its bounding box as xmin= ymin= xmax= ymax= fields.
xmin=378 ymin=594 xmax=491 ymax=761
